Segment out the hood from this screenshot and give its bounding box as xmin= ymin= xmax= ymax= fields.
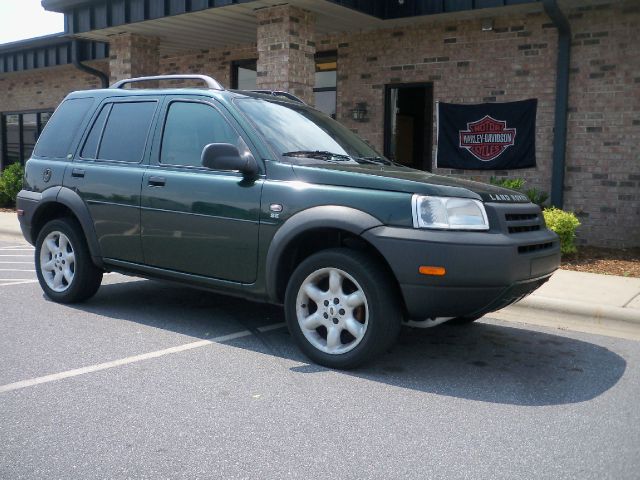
xmin=290 ymin=162 xmax=530 ymax=203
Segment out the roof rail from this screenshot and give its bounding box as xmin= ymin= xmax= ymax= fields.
xmin=110 ymin=74 xmax=224 ymax=90
xmin=247 ymin=90 xmax=306 ymax=104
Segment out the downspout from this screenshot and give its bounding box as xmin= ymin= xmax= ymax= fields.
xmin=542 ymin=0 xmax=571 ymax=208
xmin=71 ymin=39 xmax=109 ymax=88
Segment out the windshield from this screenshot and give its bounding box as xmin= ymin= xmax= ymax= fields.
xmin=235 ymin=97 xmax=387 ymax=163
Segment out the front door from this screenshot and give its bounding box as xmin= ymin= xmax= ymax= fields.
xmin=384 ymin=83 xmax=433 ymax=171
xmin=141 ymin=97 xmax=262 ymax=283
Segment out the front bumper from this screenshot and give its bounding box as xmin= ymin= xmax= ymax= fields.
xmin=363 ymin=215 xmax=560 ymax=319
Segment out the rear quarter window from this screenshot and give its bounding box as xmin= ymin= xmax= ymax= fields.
xmin=33 ymin=97 xmax=94 ymax=159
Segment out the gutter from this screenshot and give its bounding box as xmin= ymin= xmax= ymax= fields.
xmin=542 ymin=0 xmax=571 ymax=209
xmin=71 ymin=39 xmax=109 ymax=88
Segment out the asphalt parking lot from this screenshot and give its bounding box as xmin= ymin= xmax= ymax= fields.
xmin=1 ymin=239 xmax=639 ymax=479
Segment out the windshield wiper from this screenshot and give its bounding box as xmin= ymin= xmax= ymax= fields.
xmin=353 ymin=156 xmax=396 ymax=166
xmin=282 ymin=150 xmax=352 ymax=161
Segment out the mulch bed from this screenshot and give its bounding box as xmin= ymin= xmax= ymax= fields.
xmin=561 ymin=246 xmax=640 ymax=278
xmin=0 ymin=208 xmax=15 ymax=213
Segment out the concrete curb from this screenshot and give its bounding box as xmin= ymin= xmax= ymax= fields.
xmin=0 ymin=229 xmax=23 ymax=241
xmin=518 ymin=295 xmax=640 ymax=324
xmin=0 ymin=211 xmax=22 ymax=241
xmin=493 ymin=295 xmax=640 ymax=340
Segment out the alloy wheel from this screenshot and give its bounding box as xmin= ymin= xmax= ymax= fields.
xmin=295 ymin=267 xmax=369 ymax=355
xmin=39 ymin=231 xmax=76 ymax=292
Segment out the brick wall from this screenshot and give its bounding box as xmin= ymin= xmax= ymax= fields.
xmin=563 ymin=1 xmax=640 ymax=247
xmin=324 ymin=12 xmax=557 ymax=202
xmin=159 ymin=44 xmax=257 ymax=88
xmin=0 ymin=61 xmax=108 ymax=112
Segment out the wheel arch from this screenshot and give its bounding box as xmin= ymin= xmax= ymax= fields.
xmin=265 ymin=206 xmax=401 ymax=305
xmin=31 ymin=187 xmax=103 ymax=266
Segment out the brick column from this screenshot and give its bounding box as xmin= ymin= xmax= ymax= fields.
xmin=109 ymin=33 xmax=160 ymax=84
xmin=256 ymin=5 xmax=316 ymax=104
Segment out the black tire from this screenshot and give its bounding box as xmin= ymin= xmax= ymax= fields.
xmin=448 ymin=314 xmax=483 ymax=325
xmin=35 ymin=217 xmax=103 ymax=303
xmin=284 ymin=248 xmax=401 ymax=369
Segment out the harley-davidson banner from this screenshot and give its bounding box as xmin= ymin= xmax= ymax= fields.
xmin=436 ymin=99 xmax=537 ymax=170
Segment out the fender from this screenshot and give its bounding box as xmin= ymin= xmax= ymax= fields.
xmin=265 ymin=205 xmax=383 ymax=301
xmin=55 ymin=187 xmax=103 ymax=264
xmin=25 ymin=186 xmax=103 ymax=266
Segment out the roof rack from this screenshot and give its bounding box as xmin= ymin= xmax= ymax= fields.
xmin=110 ymin=74 xmax=224 ymax=90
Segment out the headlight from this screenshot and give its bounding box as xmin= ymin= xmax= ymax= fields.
xmin=411 ymin=194 xmax=489 ymax=230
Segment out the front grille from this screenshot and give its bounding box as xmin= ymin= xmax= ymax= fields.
xmin=505 ymin=212 xmax=541 ymax=234
xmin=518 ymin=242 xmax=554 ymax=254
xmin=505 ymin=213 xmax=537 ymax=222
xmin=509 ymin=224 xmax=541 ymax=233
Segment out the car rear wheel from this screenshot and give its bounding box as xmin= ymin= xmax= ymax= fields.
xmin=35 ymin=218 xmax=103 ymax=303
xmin=285 ymin=248 xmax=401 ymax=369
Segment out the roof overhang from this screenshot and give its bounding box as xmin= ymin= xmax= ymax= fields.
xmin=41 ymin=0 xmax=551 ymax=55
xmin=0 ymin=34 xmax=108 ymax=75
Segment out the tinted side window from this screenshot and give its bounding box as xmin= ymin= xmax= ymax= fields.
xmin=160 ymin=102 xmax=239 ymax=167
xmin=98 ymin=102 xmax=156 ymax=163
xmin=80 ymin=104 xmax=110 ymax=159
xmin=34 ymin=97 xmax=94 ymax=158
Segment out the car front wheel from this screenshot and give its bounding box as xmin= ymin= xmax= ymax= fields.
xmin=285 ymin=248 xmax=401 ymax=369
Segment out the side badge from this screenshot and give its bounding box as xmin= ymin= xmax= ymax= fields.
xmin=270 ymin=204 xmax=283 ymax=219
xmin=42 ymin=168 xmax=52 ymax=183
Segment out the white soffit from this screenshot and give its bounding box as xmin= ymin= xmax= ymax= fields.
xmin=73 ymin=0 xmax=545 ymax=55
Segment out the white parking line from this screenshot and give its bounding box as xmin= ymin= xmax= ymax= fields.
xmin=0 ymin=254 xmax=33 ymax=257
xmin=0 ymin=280 xmax=39 ymax=286
xmin=0 ymin=261 xmax=33 ymax=264
xmin=0 ymin=323 xmax=287 ymax=394
xmin=0 ymin=269 xmax=36 ymax=272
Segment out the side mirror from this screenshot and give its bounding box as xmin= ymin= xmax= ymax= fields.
xmin=201 ymin=143 xmax=259 ymax=176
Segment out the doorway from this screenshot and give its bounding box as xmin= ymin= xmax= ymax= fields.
xmin=384 ymin=83 xmax=433 ymax=171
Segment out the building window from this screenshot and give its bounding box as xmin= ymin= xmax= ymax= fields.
xmin=230 ymin=54 xmax=337 ymax=117
xmin=315 ymin=51 xmax=337 ymax=118
xmin=0 ymin=110 xmax=52 ymax=170
xmin=231 ymin=59 xmax=257 ymax=90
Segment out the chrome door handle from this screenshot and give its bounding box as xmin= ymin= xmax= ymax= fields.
xmin=148 ymin=176 xmax=166 ymax=187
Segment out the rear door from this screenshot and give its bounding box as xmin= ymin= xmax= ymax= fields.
xmin=140 ymin=96 xmax=263 ymax=283
xmin=64 ymin=97 xmax=160 ymax=263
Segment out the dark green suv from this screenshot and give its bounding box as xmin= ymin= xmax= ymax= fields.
xmin=17 ymin=75 xmax=560 ymax=368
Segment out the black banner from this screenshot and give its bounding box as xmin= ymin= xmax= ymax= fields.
xmin=436 ymin=99 xmax=537 ymax=170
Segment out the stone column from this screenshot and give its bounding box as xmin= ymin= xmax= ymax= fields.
xmin=108 ymin=33 xmax=160 ymax=84
xmin=256 ymin=5 xmax=316 ymax=104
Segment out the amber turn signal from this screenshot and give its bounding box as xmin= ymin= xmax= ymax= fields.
xmin=418 ymin=266 xmax=446 ymax=276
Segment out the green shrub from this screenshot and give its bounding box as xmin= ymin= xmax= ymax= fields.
xmin=490 ymin=176 xmax=525 ymax=191
xmin=525 ymin=187 xmax=549 ymax=207
xmin=543 ymin=207 xmax=581 ymax=255
xmin=0 ymin=163 xmax=24 ymax=207
xmin=489 ymin=176 xmax=549 ymax=207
